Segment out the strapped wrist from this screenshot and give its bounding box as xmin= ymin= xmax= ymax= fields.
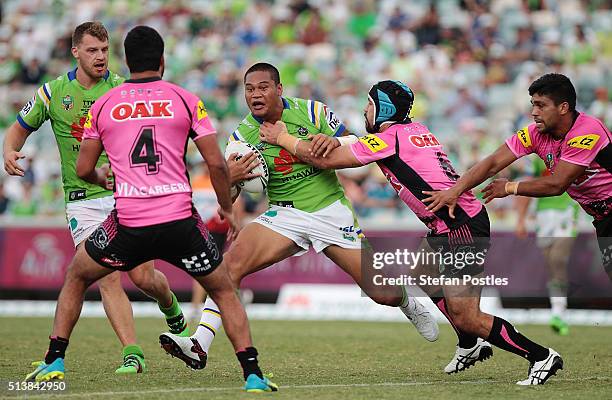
xmin=505 ymin=181 xmax=519 ymax=195
xmin=336 ymin=135 xmax=359 ymax=146
xmin=277 ymin=131 xmax=300 ymax=155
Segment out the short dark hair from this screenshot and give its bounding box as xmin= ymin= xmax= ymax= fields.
xmin=244 ymin=63 xmax=280 ymax=85
xmin=528 ymin=73 xmax=576 ymax=111
xmin=72 ymin=21 xmax=108 ymax=47
xmin=124 ymin=26 xmax=164 ymax=73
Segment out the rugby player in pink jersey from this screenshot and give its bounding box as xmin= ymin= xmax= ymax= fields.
xmin=26 ymin=26 xmax=277 ymax=392
xmin=423 ymin=73 xmax=612 ymax=282
xmin=260 ymin=80 xmax=561 ymax=385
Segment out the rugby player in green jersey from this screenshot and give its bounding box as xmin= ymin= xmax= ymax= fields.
xmin=3 ymin=22 xmax=187 ymax=378
xmin=516 ymin=157 xmax=580 ymax=335
xmin=160 ymin=63 xmax=439 ymax=369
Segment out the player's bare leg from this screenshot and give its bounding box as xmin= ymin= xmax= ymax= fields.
xmin=224 ymin=223 xmax=301 ymax=286
xmin=401 ymin=239 xmax=490 ymax=373
xmin=128 ymin=262 xmax=189 ymax=337
xmin=322 ymin=244 xmax=439 ymax=341
xmin=76 ymin=240 xmax=148 ymax=374
xmin=542 ymin=238 xmax=573 ymax=335
xmin=436 ymin=291 xmax=494 ymax=374
xmin=160 ymin=222 xmax=300 ymax=368
xmin=194 ymin=263 xmax=253 ymax=351
xmin=97 ymin=271 xmax=137 ymax=346
xmin=26 ymin=246 xmax=115 ymax=381
xmin=159 ymin=260 xmax=277 ymax=391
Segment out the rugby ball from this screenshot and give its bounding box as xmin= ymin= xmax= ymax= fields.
xmin=224 ymin=140 xmax=269 ymax=193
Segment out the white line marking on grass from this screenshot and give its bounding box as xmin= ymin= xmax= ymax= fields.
xmin=2 ymin=377 xmax=610 ymax=399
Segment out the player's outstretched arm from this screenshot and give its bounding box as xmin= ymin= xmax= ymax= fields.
xmin=482 ymin=160 xmax=585 ymax=203
xmin=2 ymin=122 xmax=32 ymax=177
xmin=260 ymin=121 xmax=363 ymax=170
xmin=423 ymin=143 xmax=518 ymax=217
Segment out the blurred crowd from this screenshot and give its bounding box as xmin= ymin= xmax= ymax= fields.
xmin=0 ymin=0 xmax=611 ymax=227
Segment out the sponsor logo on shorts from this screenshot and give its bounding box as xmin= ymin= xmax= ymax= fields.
xmin=88 ymin=227 xmax=109 ymax=250
xmin=69 ymin=217 xmax=78 ymax=232
xmin=567 ymin=134 xmax=600 ymax=150
xmin=69 ymin=190 xmax=87 ymax=201
xmin=182 ymin=252 xmax=212 ymax=273
xmin=258 ymin=216 xmax=273 ymax=224
xmin=264 ymin=210 xmax=278 ymax=217
xmin=340 ymin=225 xmax=362 ymax=241
xmin=205 ymin=239 xmax=220 ymax=262
xmin=343 ymin=233 xmax=356 ymax=242
xmin=517 ymin=127 xmax=531 ymax=148
xmin=101 ymin=255 xmax=126 ymax=268
xmin=359 ymin=135 xmax=388 ymax=153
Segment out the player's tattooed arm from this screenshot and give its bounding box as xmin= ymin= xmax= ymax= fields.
xmin=260 ymin=121 xmax=363 ymax=169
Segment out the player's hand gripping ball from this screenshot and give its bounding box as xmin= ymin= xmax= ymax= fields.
xmin=224 ymin=141 xmax=268 ymax=193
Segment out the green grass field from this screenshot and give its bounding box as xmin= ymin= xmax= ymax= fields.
xmin=0 ymin=317 xmax=611 ymax=399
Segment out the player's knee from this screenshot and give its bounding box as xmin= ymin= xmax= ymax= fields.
xmin=222 ymin=254 xmax=246 ymax=287
xmin=128 ymin=269 xmax=148 ymax=289
xmin=98 ymin=271 xmax=122 ymax=293
xmin=65 ymin=258 xmax=97 ymax=288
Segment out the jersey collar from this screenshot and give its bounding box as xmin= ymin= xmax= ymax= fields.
xmin=125 ymin=76 xmax=162 ymax=83
xmin=251 ymin=97 xmax=290 ymax=124
xmin=67 ymin=68 xmax=110 ymax=81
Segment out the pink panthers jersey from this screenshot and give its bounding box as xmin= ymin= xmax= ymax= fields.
xmin=83 ymin=77 xmax=216 ymax=227
xmin=350 ymin=122 xmax=483 ymax=234
xmin=506 ymin=112 xmax=612 ymax=220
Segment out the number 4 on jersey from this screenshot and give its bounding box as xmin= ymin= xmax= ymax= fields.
xmin=130 ymin=126 xmax=162 ymax=174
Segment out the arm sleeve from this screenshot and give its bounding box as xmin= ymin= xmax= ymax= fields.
xmin=16 ymin=83 xmax=52 ymax=132
xmin=561 ymin=130 xmax=609 ymax=167
xmin=310 ymin=100 xmax=346 ymax=137
xmin=505 ymin=125 xmax=536 ymax=159
xmin=190 ymin=98 xmax=217 ymax=140
xmin=349 ymin=130 xmax=396 ymax=165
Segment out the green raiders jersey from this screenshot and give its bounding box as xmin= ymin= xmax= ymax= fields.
xmin=230 ymin=97 xmax=347 ymax=212
xmin=531 ymin=158 xmax=578 ymax=212
xmin=17 ymin=68 xmax=124 ymax=203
